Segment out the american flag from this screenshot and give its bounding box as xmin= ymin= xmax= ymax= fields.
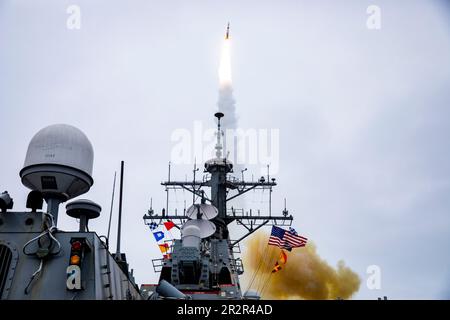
xmin=268 ymin=226 xmax=307 ymax=250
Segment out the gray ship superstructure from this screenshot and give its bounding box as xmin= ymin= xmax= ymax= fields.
xmin=143 ymin=113 xmax=293 ymax=300
xmin=0 ymin=124 xmax=141 ymax=300
xmin=0 ymin=114 xmax=294 ymax=301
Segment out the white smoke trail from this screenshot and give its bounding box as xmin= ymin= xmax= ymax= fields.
xmin=218 ymin=85 xmax=237 ymax=131
xmin=218 ymin=36 xmax=239 ymax=163
xmin=217 ymin=29 xmax=245 ymax=215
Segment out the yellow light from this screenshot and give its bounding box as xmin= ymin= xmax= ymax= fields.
xmin=218 ymin=39 xmax=232 ymax=87
xmin=70 ymin=255 xmax=81 ymax=265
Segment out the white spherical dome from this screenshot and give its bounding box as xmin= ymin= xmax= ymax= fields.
xmin=182 ymin=224 xmax=201 ymax=238
xmin=23 ymin=124 xmax=93 ymax=174
xmin=181 ymin=224 xmax=201 ymax=249
xmin=20 ymin=124 xmax=94 ymax=200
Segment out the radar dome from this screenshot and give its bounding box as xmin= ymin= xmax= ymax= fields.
xmin=181 ymin=223 xmax=201 ymax=249
xmin=20 ymin=124 xmax=94 ymax=201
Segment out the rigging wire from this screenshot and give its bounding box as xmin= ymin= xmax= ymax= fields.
xmin=245 ymin=238 xmax=271 ymax=293
xmin=107 ymin=171 xmax=117 ymax=243
xmin=260 ymin=272 xmax=275 ymax=297
xmin=256 ymin=246 xmax=276 ymax=294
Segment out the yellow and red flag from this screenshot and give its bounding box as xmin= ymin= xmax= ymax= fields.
xmin=158 ymin=243 xmax=169 ymax=253
xmin=272 ymin=261 xmax=282 ymax=273
xmin=279 ymin=250 xmax=287 ymax=264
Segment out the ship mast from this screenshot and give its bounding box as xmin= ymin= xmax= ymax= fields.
xmin=144 ymin=113 xmax=293 ymax=245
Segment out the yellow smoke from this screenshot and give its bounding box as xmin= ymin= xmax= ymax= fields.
xmin=241 ymin=231 xmax=361 ymax=300
xmin=218 ymin=38 xmax=232 ymax=87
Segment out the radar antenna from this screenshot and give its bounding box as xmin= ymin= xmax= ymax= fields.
xmin=214 ymin=112 xmax=224 ymax=158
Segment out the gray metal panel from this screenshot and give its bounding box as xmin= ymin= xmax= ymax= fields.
xmin=0 ymin=211 xmax=141 ymax=300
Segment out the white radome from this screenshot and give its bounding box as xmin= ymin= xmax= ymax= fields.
xmin=181 ymin=224 xmax=202 ymax=249
xmin=20 ymin=124 xmax=94 ymax=200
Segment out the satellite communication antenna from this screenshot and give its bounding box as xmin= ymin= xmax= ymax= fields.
xmin=181 ymin=219 xmax=216 ymax=239
xmin=20 ymin=124 xmax=94 ymax=224
xmin=66 ymin=199 xmax=101 ymax=232
xmin=186 ymin=203 xmax=218 ymax=220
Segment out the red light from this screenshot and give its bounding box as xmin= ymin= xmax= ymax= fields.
xmin=71 ymin=241 xmax=82 ymax=251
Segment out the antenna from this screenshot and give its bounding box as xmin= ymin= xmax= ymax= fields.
xmin=241 ymin=168 xmax=247 ymax=182
xmin=267 ymin=164 xmax=271 ymax=216
xmin=20 ymin=124 xmax=94 ymax=225
xmin=186 ymin=203 xmax=219 ymax=220
xmin=115 ymin=161 xmax=125 ymax=260
xmin=148 ymin=198 xmax=154 ymax=215
xmin=66 ymin=199 xmax=101 ymax=232
xmin=192 ymin=160 xmax=199 ymax=204
xmin=166 ymin=162 xmax=171 ymax=216
xmin=107 ymin=171 xmax=117 ymax=241
xmin=282 ymin=198 xmax=288 ymax=217
xmin=214 ymin=112 xmax=224 ymax=158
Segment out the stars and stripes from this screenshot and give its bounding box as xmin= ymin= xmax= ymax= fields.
xmin=268 ymin=226 xmax=307 ymax=250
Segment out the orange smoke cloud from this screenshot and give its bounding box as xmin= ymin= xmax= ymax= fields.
xmin=241 ymin=231 xmax=361 ymax=300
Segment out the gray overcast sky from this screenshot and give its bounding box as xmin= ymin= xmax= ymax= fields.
xmin=1 ymin=0 xmax=450 ymax=299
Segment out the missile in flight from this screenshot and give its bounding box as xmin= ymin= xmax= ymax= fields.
xmin=225 ymin=22 xmax=230 ymax=40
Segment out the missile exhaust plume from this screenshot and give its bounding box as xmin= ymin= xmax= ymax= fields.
xmin=218 ymin=23 xmax=237 ymax=133
xmin=219 ymin=24 xmax=232 ymax=88
xmin=217 ymin=23 xmax=243 ymax=214
xmin=242 ymin=231 xmax=361 ymax=300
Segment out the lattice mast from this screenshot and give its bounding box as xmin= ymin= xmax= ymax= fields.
xmin=144 ymin=113 xmax=293 ymax=246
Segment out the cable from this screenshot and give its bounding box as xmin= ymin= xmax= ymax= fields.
xmin=256 ymin=246 xmax=276 ymax=294
xmin=259 ymin=250 xmax=283 ymax=297
xmin=245 ymin=244 xmax=269 ymax=293
xmin=107 ymin=171 xmax=117 ymax=241
xmin=260 ymin=273 xmax=274 ymax=298
xmin=24 ymin=259 xmax=43 ymax=294
xmin=22 ymin=211 xmax=61 ymax=294
xmin=22 ymin=212 xmax=61 ymax=256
